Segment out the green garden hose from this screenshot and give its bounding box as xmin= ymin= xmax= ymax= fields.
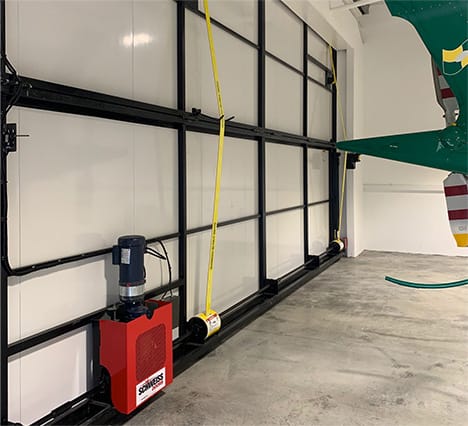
xmin=385 ymin=276 xmax=468 ymax=289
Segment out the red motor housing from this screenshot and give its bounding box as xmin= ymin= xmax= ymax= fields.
xmin=99 ymin=300 xmax=173 ymax=414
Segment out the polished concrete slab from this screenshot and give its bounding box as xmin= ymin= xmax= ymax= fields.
xmin=126 ymin=251 xmax=468 ymax=426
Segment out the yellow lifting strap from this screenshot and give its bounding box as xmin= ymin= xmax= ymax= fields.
xmin=203 ymin=0 xmax=225 ymax=316
xmin=328 ymin=46 xmax=348 ymax=241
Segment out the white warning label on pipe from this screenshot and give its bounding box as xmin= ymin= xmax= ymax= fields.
xmin=136 ymin=367 xmax=166 ymax=406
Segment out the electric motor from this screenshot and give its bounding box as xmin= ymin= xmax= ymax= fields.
xmin=112 ymin=235 xmax=147 ymax=320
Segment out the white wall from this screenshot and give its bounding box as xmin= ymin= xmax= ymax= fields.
xmin=358 ymin=4 xmax=467 ymax=256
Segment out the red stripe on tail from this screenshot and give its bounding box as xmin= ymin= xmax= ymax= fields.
xmin=445 ymin=185 xmax=468 ymax=196
xmin=448 ymin=209 xmax=468 ymax=220
xmin=441 ymin=88 xmax=455 ymax=99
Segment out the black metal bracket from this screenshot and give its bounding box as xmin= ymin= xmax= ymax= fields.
xmin=326 ymin=70 xmax=334 ymax=88
xmin=2 ymin=123 xmax=16 ymax=153
xmin=264 ymin=278 xmax=279 ymax=296
xmin=183 ymin=0 xmax=199 ymax=12
xmin=305 ymin=255 xmax=320 ymax=270
xmin=1 ymin=123 xmax=27 ymax=154
xmin=346 ymin=153 xmax=361 ymax=169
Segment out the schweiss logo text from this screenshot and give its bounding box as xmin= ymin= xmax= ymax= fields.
xmin=138 ymin=372 xmax=164 ymax=395
xmin=136 ymin=368 xmax=166 ymax=405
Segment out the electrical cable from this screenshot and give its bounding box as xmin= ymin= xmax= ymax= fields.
xmin=385 ymin=276 xmax=468 ymax=289
xmin=146 ymin=240 xmax=173 ymax=300
xmin=156 ymin=240 xmax=172 ymax=298
xmin=145 ymin=247 xmax=166 ymax=260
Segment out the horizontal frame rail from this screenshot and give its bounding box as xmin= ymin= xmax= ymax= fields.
xmin=308 ymin=55 xmax=332 ymax=74
xmin=7 ymin=215 xmax=262 ymax=279
xmin=3 ymin=74 xmax=333 ymax=149
xmin=9 ymin=232 xmax=180 ymax=277
xmin=187 ymin=214 xmax=260 ymax=235
xmin=186 ymin=6 xmax=258 ymax=50
xmin=7 ymin=279 xmax=182 ymax=356
xmin=266 ymin=199 xmax=329 ymax=217
xmin=266 ymin=51 xmax=332 ymax=92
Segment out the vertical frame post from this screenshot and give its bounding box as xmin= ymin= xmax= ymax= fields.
xmin=0 ymin=0 xmax=8 ymax=421
xmin=302 ymin=23 xmax=309 ymax=262
xmin=258 ymin=0 xmax=266 ymax=288
xmin=0 ymin=0 xmax=8 ymax=420
xmin=329 ymin=48 xmax=339 ymax=242
xmin=177 ymin=0 xmax=188 ymax=335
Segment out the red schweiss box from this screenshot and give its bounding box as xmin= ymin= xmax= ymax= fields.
xmin=99 ymin=300 xmax=173 ymax=414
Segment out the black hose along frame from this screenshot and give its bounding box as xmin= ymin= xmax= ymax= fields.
xmin=0 ymin=0 xmax=342 ymax=423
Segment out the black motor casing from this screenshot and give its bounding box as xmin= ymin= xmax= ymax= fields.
xmin=112 ymin=235 xmax=146 ymax=286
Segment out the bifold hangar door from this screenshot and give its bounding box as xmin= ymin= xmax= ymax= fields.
xmin=1 ymin=0 xmax=339 ymax=423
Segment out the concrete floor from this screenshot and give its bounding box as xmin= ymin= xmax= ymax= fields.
xmin=126 ymin=251 xmax=468 ymax=426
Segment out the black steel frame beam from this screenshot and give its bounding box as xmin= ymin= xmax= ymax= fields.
xmin=1 ymin=0 xmax=9 ymax=421
xmin=303 ymin=22 xmax=309 ymax=264
xmin=8 ymin=213 xmax=263 ymax=281
xmin=308 ymin=200 xmax=330 ymax=208
xmin=187 ymin=214 xmax=260 ymax=235
xmin=7 ymin=279 xmax=182 ymax=357
xmin=176 ymin=0 xmax=188 ymax=340
xmin=185 ymin=5 xmax=258 ymax=50
xmin=265 ymin=51 xmax=332 ymax=92
xmin=1 ymin=74 xmax=332 ymax=150
xmin=258 ymin=0 xmax=267 ymax=290
xmin=308 ymin=54 xmax=332 ymax=74
xmin=266 ymin=204 xmax=305 ymax=217
xmin=9 ymin=232 xmax=179 ymax=277
xmin=329 ymin=48 xmax=340 ymax=241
